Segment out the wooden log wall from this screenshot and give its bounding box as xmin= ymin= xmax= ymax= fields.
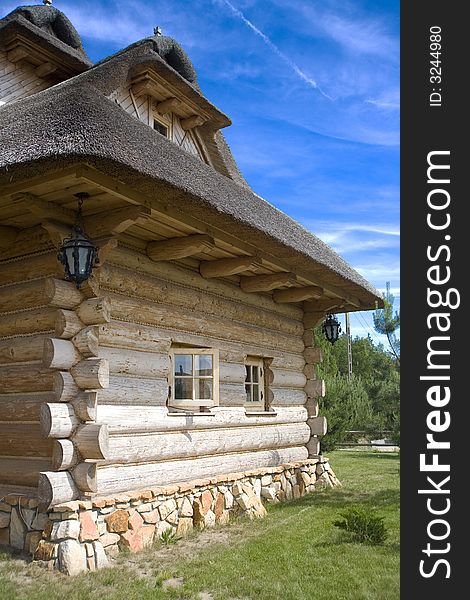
xmin=0 ymin=247 xmax=112 ymax=507
xmin=81 ymin=248 xmax=309 ymax=501
xmin=0 ymin=242 xmax=325 ymax=507
xmin=302 ymin=328 xmax=327 ymax=457
xmin=0 ymin=253 xmax=58 ymax=494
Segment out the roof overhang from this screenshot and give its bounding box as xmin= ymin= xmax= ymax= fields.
xmin=128 ymin=58 xmax=231 ymax=131
xmin=0 ymin=81 xmax=383 ymax=313
xmin=0 ymin=160 xmax=383 ymax=314
xmin=0 ymin=15 xmax=92 ymax=79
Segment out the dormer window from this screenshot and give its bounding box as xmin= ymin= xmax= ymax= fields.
xmin=153 ymin=118 xmax=169 ymax=138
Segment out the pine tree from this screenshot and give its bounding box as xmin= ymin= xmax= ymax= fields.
xmin=373 ymin=282 xmax=400 ymax=365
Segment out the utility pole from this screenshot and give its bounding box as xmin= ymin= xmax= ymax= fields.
xmin=345 ymin=312 xmax=353 ymax=380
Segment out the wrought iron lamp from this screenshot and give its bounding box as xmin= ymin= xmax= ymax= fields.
xmin=58 ymin=193 xmax=99 ymax=288
xmin=322 ymin=314 xmax=341 ymax=344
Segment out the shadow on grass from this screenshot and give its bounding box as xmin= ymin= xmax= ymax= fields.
xmin=268 ymin=487 xmax=400 ymax=512
xmin=312 ymin=535 xmax=400 ymax=554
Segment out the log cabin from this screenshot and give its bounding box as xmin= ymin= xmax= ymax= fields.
xmin=0 ymin=2 xmax=383 ymax=571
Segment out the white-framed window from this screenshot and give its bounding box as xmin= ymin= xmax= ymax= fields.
xmin=169 ymin=348 xmax=219 ymax=410
xmin=153 ymin=116 xmax=171 ymax=138
xmin=245 ymin=357 xmax=266 ymax=410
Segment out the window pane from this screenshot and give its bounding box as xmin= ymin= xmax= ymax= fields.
xmin=154 ymin=120 xmax=168 ymax=137
xmin=195 ymin=354 xmax=213 ymax=376
xmin=175 ymin=377 xmax=193 ymax=400
xmin=252 ymin=384 xmax=259 ymax=403
xmin=253 ymin=366 xmax=259 ymax=383
xmin=174 ymin=354 xmax=192 ymax=377
xmin=196 ymin=379 xmax=213 ymax=400
xmin=245 ymin=384 xmax=252 ymax=402
xmin=245 ymin=365 xmax=252 ymax=382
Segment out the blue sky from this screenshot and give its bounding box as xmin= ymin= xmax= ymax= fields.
xmin=4 ymin=0 xmax=400 ymax=345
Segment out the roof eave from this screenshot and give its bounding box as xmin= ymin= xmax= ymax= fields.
xmin=128 ymin=54 xmax=231 ymax=130
xmin=0 ymin=14 xmax=92 ymax=74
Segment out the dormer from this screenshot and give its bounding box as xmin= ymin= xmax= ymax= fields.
xmin=0 ymin=3 xmax=91 ymax=106
xmin=106 ymin=33 xmax=231 ymax=167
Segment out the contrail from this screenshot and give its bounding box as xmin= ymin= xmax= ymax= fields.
xmin=217 ymin=0 xmax=331 ymax=99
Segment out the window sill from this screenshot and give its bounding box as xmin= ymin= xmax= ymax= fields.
xmin=244 ymin=410 xmax=278 ymax=416
xmin=169 ymin=400 xmax=214 ymax=410
xmin=167 ymin=410 xmax=215 ymax=417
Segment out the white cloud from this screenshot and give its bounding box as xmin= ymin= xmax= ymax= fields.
xmin=366 ymin=90 xmax=400 ymax=111
xmin=301 ymin=221 xmax=400 ymax=254
xmin=214 ymin=0 xmax=332 ymax=98
xmin=289 ymin=0 xmax=399 ymax=61
xmin=319 ymin=12 xmax=397 ymax=59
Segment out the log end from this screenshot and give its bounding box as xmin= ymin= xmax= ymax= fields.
xmin=38 ymin=470 xmax=79 ymax=511
xmin=52 ymin=439 xmax=80 ymax=471
xmin=72 ymin=462 xmax=98 ymax=492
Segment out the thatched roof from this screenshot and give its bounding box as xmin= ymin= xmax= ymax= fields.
xmin=0 ymin=7 xmax=382 ymax=306
xmin=97 ymin=34 xmax=200 ymax=90
xmin=0 ymin=4 xmax=92 ymax=71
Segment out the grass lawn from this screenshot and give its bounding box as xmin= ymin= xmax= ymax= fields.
xmin=0 ymin=451 xmax=399 ymax=600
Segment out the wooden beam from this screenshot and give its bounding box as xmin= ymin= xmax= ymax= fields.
xmin=72 ymin=424 xmax=109 ymax=460
xmin=147 ymin=234 xmax=215 ymax=261
xmin=70 ymin=358 xmax=110 ymax=390
xmin=0 ymin=225 xmax=19 ymax=247
xmin=302 ymin=312 xmax=325 ymax=328
xmin=7 ymin=47 xmax=29 ymax=63
xmin=302 ymin=299 xmax=348 ymax=329
xmin=71 ymin=166 xmax=374 ymax=303
xmin=305 ymin=380 xmax=326 ymax=399
xmin=72 ymin=462 xmax=97 ymax=493
xmin=304 ymin=299 xmax=345 ymax=314
xmin=199 ymin=256 xmax=261 ymax=279
xmin=131 ymin=79 xmax=153 ymax=96
xmin=40 ymin=403 xmax=79 ymax=438
xmin=273 ymin=285 xmax=324 ymax=303
xmin=154 ymin=97 xmax=181 ymax=114
xmin=43 ymin=338 xmax=82 ymax=370
xmin=304 ymin=347 xmax=323 ymax=365
xmin=55 ymin=309 xmax=85 ymax=339
xmin=72 ymin=391 xmax=98 ymax=421
xmin=12 ymin=193 xmax=76 ymax=225
xmin=52 ymin=439 xmax=80 ymax=471
xmin=181 ymin=115 xmax=205 ymax=130
xmin=31 ymin=201 xmax=150 ymax=244
xmin=53 ymin=371 xmax=80 ymax=403
xmin=41 ymin=219 xmax=72 ymax=246
xmin=346 ymin=295 xmax=361 ymax=308
xmin=38 ymin=471 xmax=79 ymax=511
xmin=84 ymin=205 xmax=151 ymax=239
xmin=95 ymin=237 xmax=118 ymax=265
xmin=76 ymin=297 xmax=111 ymax=325
xmin=72 ymin=327 xmax=99 ymax=358
xmin=35 ymin=62 xmax=57 ymax=78
xmin=240 ymin=272 xmax=296 ymax=293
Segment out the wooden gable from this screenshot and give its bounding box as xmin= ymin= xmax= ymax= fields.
xmin=108 ymin=82 xmax=211 ymax=164
xmin=0 ymin=47 xmax=55 ymax=105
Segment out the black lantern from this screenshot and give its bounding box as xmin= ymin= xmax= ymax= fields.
xmin=58 ymin=194 xmax=99 ymax=288
xmin=323 ymin=314 xmax=341 ymax=344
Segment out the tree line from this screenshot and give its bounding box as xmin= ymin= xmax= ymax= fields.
xmin=315 ymin=284 xmax=400 ymax=450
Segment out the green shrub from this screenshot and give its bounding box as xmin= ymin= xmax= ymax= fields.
xmin=333 ymin=506 xmax=388 ymax=544
xmin=160 ymin=527 xmax=177 ymax=545
xmin=319 ymin=375 xmax=383 ymax=451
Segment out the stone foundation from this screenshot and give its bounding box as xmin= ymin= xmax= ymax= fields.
xmin=0 ymin=458 xmax=339 ymax=575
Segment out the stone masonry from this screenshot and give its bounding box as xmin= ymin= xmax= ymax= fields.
xmin=0 ymin=458 xmax=340 ymax=575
